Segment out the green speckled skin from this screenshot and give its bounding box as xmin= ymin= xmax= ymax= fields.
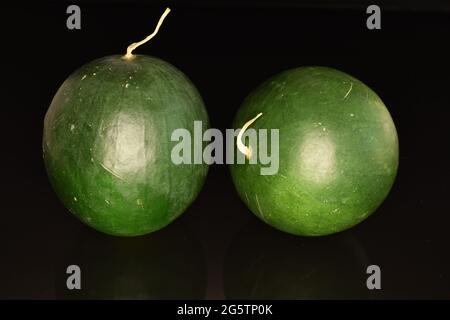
xmin=43 ymin=55 xmax=209 ymax=236
xmin=230 ymin=67 xmax=398 ymax=236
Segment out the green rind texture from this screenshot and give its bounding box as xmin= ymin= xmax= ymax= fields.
xmin=230 ymin=66 xmax=399 ymax=236
xmin=43 ymin=55 xmax=209 ymax=236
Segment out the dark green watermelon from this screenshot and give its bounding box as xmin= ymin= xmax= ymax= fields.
xmin=230 ymin=66 xmax=399 ymax=236
xmin=43 ymin=55 xmax=209 ymax=236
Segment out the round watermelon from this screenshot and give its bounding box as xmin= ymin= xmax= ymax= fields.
xmin=43 ymin=55 xmax=209 ymax=236
xmin=230 ymin=66 xmax=399 ymax=236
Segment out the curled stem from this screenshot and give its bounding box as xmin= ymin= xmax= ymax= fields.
xmin=237 ymin=113 xmax=263 ymax=159
xmin=123 ymin=7 xmax=171 ymax=60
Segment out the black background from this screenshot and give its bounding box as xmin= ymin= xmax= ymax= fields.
xmin=0 ymin=0 xmax=449 ymax=299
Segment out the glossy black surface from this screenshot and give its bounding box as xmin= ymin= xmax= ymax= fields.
xmin=0 ymin=1 xmax=449 ymax=299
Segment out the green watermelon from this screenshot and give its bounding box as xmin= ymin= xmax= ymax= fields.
xmin=43 ymin=55 xmax=209 ymax=236
xmin=230 ymin=66 xmax=399 ymax=236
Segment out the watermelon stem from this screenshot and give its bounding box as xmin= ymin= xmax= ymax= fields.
xmin=237 ymin=113 xmax=263 ymax=160
xmin=123 ymin=7 xmax=171 ymax=60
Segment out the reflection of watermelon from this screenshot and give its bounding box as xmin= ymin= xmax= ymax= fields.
xmin=231 ymin=67 xmax=398 ymax=236
xmin=224 ymin=221 xmax=368 ymax=299
xmin=55 ymin=222 xmax=206 ymax=299
xmin=43 ymin=55 xmax=209 ymax=236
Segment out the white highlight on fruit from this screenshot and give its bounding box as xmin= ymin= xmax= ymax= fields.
xmin=299 ymin=132 xmax=336 ymax=184
xmin=100 ymin=113 xmax=152 ymax=180
xmin=124 ymin=7 xmax=171 ymax=60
